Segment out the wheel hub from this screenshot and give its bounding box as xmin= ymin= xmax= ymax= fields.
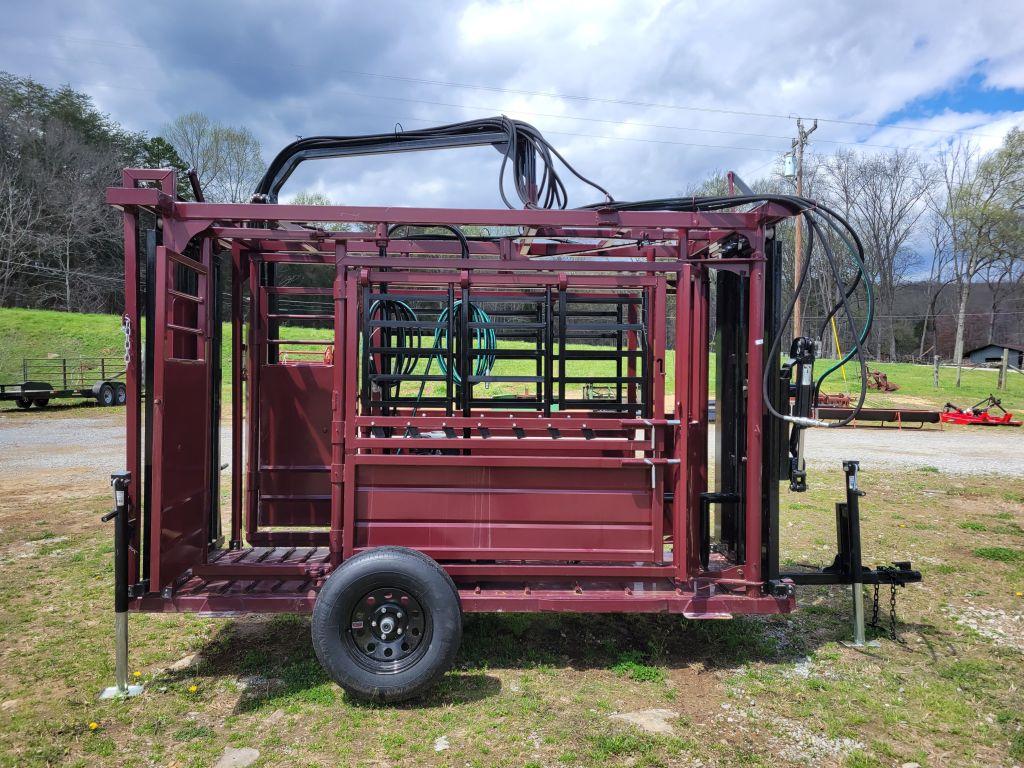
xmin=349 ymin=588 xmax=426 ymax=666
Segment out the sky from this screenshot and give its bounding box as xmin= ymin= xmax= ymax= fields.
xmin=2 ymin=0 xmax=1024 ymax=209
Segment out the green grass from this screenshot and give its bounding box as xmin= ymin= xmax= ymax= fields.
xmin=2 ymin=307 xmax=1023 ymax=411
xmin=1 ymin=452 xmax=1023 ymax=765
xmin=973 ymin=546 xmax=1024 ymax=563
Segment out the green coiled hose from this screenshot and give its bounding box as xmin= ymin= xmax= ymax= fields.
xmin=432 ymin=301 xmax=497 ymax=385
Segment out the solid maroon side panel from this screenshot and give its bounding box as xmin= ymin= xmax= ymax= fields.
xmin=352 ymin=462 xmax=658 ymax=562
xmin=255 ymin=364 xmax=333 ymax=535
xmin=153 ymin=359 xmax=210 ymax=588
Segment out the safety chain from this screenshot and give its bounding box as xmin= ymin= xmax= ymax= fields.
xmin=869 ymin=568 xmax=906 ymax=643
xmin=121 ymin=314 xmax=132 ymax=367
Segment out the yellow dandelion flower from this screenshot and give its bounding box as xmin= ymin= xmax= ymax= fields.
xmin=88 ymin=722 xmax=99 ymax=731
xmin=188 ymin=684 xmax=198 ymax=693
xmin=133 ymin=671 xmax=142 ymax=678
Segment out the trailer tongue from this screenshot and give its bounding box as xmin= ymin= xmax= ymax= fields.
xmin=101 ymin=118 xmax=919 ymax=702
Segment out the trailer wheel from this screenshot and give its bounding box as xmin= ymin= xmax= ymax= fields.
xmin=32 ymin=398 xmax=49 ymax=408
xmin=115 ymin=383 xmax=127 ymax=405
xmin=311 ymin=546 xmax=462 ymax=703
xmin=15 ymin=397 xmax=31 ymax=410
xmin=98 ymin=383 xmax=115 ymax=407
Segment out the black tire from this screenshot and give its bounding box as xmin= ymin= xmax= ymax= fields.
xmin=98 ymin=383 xmax=115 ymax=407
xmin=15 ymin=397 xmax=31 ymax=410
xmin=311 ymin=546 xmax=462 ymax=703
xmin=115 ymin=383 xmax=127 ymax=405
xmin=32 ymin=399 xmax=49 ymax=408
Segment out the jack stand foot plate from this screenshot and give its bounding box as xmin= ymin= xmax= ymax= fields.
xmin=99 ymin=684 xmax=143 ymax=700
xmin=841 ymin=639 xmax=880 ymax=648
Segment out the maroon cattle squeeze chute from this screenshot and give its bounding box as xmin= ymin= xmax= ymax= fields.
xmin=101 ymin=118 xmax=919 ymax=701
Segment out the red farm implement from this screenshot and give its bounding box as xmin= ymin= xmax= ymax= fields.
xmin=940 ymin=395 xmax=1022 ymax=426
xmin=101 ymin=119 xmax=919 ymax=701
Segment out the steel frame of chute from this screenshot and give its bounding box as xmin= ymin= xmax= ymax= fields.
xmin=98 ymin=118 xmax=920 ymax=702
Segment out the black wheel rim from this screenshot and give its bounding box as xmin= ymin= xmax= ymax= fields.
xmin=344 ymin=587 xmax=429 ymax=674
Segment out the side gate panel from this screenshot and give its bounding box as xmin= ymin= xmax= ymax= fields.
xmin=351 ymin=458 xmax=661 ymax=563
xmin=149 ymin=245 xmax=212 ymax=591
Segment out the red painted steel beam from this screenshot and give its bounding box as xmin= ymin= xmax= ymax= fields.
xmin=130 ymin=585 xmax=795 ymax=615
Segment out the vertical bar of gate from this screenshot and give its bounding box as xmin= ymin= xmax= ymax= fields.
xmin=122 ymin=194 xmax=141 ymax=583
xmin=557 ymin=289 xmax=567 ymax=408
xmin=330 ymin=242 xmax=348 ymax=567
xmin=200 ymin=239 xmax=216 ymax=560
xmin=446 ymin=283 xmax=455 ymax=415
xmin=342 ymin=265 xmax=360 ymax=561
xmin=244 ymin=257 xmax=260 ymax=545
xmin=460 ymin=284 xmax=471 ymax=417
xmin=147 ymin=247 xmax=172 ymax=591
xmin=626 ymin=302 xmax=638 ymax=406
xmin=543 ymin=286 xmax=554 ymax=415
xmin=694 ymin=270 xmax=710 ymax=536
xmin=673 ymin=261 xmax=692 ymax=581
xmin=229 ymin=245 xmax=244 ymax=549
xmin=652 ymin=279 xmax=667 ymax=415
xmin=743 ymin=257 xmax=766 ymax=593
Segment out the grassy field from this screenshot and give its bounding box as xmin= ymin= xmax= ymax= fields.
xmin=2 ymin=307 xmax=1022 ymax=412
xmin=0 ymin=449 xmax=1022 ymax=767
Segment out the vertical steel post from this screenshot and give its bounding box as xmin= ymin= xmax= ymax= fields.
xmin=229 ymin=245 xmax=244 ymax=549
xmin=100 ymin=471 xmax=142 ymax=699
xmin=841 ymin=460 xmax=876 ymax=647
xmin=743 ymin=259 xmax=766 ymax=594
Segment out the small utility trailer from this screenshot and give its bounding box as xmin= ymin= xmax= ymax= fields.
xmin=101 ymin=118 xmax=920 ymax=702
xmin=1 ymin=357 xmax=126 ymax=409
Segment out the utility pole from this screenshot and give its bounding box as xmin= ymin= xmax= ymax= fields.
xmin=790 ymin=117 xmax=817 ymax=338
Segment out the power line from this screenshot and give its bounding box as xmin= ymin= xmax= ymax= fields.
xmin=8 ymin=71 xmax=792 ymax=156
xmin=1 ymin=31 xmax=1007 ymax=141
xmin=5 ymin=51 xmax=928 ymax=154
xmin=0 ymin=258 xmax=124 ymax=284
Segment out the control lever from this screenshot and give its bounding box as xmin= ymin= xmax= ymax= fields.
xmin=786 ymin=336 xmax=818 ymax=492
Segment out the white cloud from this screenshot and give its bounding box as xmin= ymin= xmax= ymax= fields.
xmin=0 ymin=0 xmax=1022 ymax=209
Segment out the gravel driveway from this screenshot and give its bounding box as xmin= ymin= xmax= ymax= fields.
xmin=1 ymin=408 xmax=1022 ymax=492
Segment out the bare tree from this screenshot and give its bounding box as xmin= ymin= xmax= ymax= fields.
xmin=164 ymin=112 xmax=224 ymax=199
xmin=27 ymin=123 xmax=121 ymax=310
xmin=165 ymin=113 xmax=264 ymax=202
xmin=820 ymin=149 xmax=932 ymax=360
xmin=940 ymin=130 xmax=1024 ymax=384
xmin=0 ymin=171 xmax=40 ymax=306
xmin=917 ymin=210 xmax=953 ymax=359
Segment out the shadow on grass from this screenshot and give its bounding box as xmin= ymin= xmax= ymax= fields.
xmin=2 ymin=399 xmax=107 ymax=414
xmin=163 ymin=602 xmax=849 ymax=709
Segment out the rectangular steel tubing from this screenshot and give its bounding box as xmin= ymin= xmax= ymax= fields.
xmin=349 ymin=437 xmax=649 ymax=452
xmin=673 ymin=261 xmax=692 ymax=581
xmin=131 ymin=588 xmax=794 ymax=615
xmin=170 ymin=201 xmax=771 ymax=230
xmin=743 ymin=255 xmax=766 ymax=593
xmin=245 ymin=256 xmax=260 ymax=545
xmin=122 ymin=201 xmax=140 ymax=583
xmin=341 ymin=264 xmax=359 ymax=561
xmin=352 ymin=415 xmax=657 ymax=430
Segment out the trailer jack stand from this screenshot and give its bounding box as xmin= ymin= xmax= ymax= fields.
xmin=778 ymin=461 xmax=921 ymax=647
xmin=843 ymin=583 xmax=879 ymax=648
xmin=99 ymin=472 xmax=143 ymax=700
